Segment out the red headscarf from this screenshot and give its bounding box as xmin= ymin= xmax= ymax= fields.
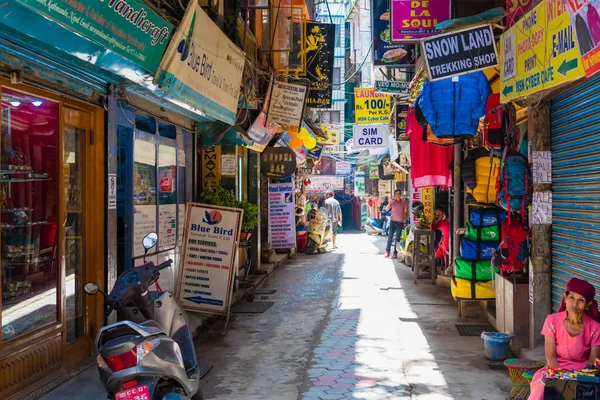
xmin=558 ymin=277 xmax=600 ymax=321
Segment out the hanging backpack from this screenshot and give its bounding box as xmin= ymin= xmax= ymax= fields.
xmin=493 ymin=217 xmax=529 ymax=274
xmin=483 ymin=93 xmax=504 ymax=149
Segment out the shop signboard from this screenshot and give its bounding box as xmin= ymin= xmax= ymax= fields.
xmin=201 ymin=146 xmax=221 ymax=190
xmin=507 ymin=0 xmax=534 ymax=28
xmin=155 ymin=4 xmax=245 ymax=125
xmin=422 ymin=24 xmax=499 ymax=81
xmin=355 ymin=88 xmax=392 ymax=124
xmin=336 ymin=162 xmax=352 ymax=176
xmin=221 ymin=154 xmax=236 ymax=176
xmin=533 ymin=151 xmax=552 ymax=184
xmin=298 ymin=23 xmax=335 ymax=108
xmin=421 ymin=186 xmax=434 ymax=223
xmin=532 ymin=191 xmax=552 ymax=225
xmin=390 ymin=0 xmax=451 ymax=42
xmin=266 ymin=81 xmax=308 ymax=129
xmin=375 ymin=80 xmax=410 ymax=94
xmin=17 ymin=0 xmax=173 ymax=73
xmin=177 ymin=203 xmax=242 ymax=314
xmin=354 ymin=171 xmax=366 ymax=197
xmin=353 ymin=125 xmax=390 ymax=149
xmin=306 ymin=145 xmax=324 ymax=161
xmin=371 ymin=0 xmax=416 ymax=66
xmin=500 ymin=0 xmax=585 ymax=102
xmin=246 ymin=112 xmax=279 ymax=153
xmin=565 ymin=0 xmax=600 ymax=76
xmin=345 ymin=174 xmax=355 ymax=196
xmin=260 ymin=147 xmax=297 ymax=179
xmin=318 ymin=124 xmax=342 ymax=146
xmin=395 ymin=104 xmax=408 ymax=137
xmin=268 ymin=183 xmax=296 ymax=249
xmin=306 ymin=175 xmax=345 ymax=193
xmin=369 ymin=158 xmax=379 ymax=179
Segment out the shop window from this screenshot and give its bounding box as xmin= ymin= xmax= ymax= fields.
xmin=158 ymin=122 xmax=177 ymax=139
xmin=135 ymin=114 xmax=156 ymax=134
xmin=1 ymin=88 xmax=59 ymax=342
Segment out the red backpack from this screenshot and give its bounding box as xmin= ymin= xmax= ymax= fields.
xmin=483 ymin=93 xmax=504 ymax=149
xmin=492 ymin=217 xmax=529 ymax=274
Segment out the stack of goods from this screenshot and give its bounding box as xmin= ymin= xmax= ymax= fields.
xmin=452 ymin=207 xmax=504 ymax=300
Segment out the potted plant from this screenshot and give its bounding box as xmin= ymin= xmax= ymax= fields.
xmin=237 ymin=199 xmax=259 ymax=242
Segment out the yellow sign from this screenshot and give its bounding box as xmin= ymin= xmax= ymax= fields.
xmin=202 ymin=146 xmax=221 ymax=190
xmin=421 ymin=186 xmax=434 ymax=223
xmin=354 ymin=88 xmax=391 ymax=124
xmin=500 ymin=0 xmax=585 ymax=102
xmin=318 ymin=124 xmax=341 ymax=146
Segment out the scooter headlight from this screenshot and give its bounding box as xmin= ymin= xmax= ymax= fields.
xmin=137 ymin=338 xmax=161 ymax=363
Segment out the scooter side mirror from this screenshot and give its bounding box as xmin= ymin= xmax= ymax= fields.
xmin=84 ymin=282 xmax=100 ymax=295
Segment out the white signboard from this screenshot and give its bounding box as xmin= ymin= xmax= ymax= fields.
xmin=502 ymin=29 xmax=516 ymax=82
xmin=267 ymin=81 xmax=307 ymax=129
xmin=155 ymin=4 xmax=245 ymax=125
xmin=532 ymin=151 xmax=552 ymax=184
xmin=221 ymin=155 xmax=237 ymax=176
xmin=354 ymin=171 xmax=366 ymax=197
xmin=352 ymin=125 xmax=390 ymax=149
xmin=533 ymin=192 xmax=552 ymax=225
xmin=177 ymin=203 xmax=242 ymax=314
xmin=336 ymin=162 xmax=352 ymax=176
xmin=268 ymin=183 xmax=296 ymax=249
xmin=108 ymin=173 xmax=117 ymax=210
xmin=306 ymin=175 xmax=345 ymax=193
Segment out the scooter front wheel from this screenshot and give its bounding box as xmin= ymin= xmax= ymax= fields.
xmin=305 ymin=239 xmax=317 ymax=255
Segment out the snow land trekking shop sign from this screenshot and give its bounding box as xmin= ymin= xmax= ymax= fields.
xmin=421 ymin=24 xmax=499 ymax=81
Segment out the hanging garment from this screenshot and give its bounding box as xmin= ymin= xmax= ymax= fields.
xmin=417 ymin=72 xmax=491 ymax=139
xmin=462 ymin=147 xmax=500 ymax=206
xmin=407 ymin=106 xmax=454 ymax=189
xmin=587 ymin=4 xmax=600 ymax=46
xmin=576 ymin=14 xmax=595 ymax=54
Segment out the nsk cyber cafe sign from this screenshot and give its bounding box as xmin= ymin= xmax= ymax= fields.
xmin=352 ymin=125 xmax=390 ymax=149
xmin=422 ymin=24 xmax=499 ymax=81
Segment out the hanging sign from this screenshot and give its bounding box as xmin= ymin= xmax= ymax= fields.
xmin=501 ymin=0 xmax=585 ymax=102
xmin=177 ymin=203 xmax=242 ymax=314
xmin=390 ymin=0 xmax=451 ymax=42
xmin=155 ymin=4 xmax=245 ymax=125
xmin=246 ymin=112 xmax=279 ymax=153
xmin=336 ymin=162 xmax=353 ymax=176
xmin=355 ymin=88 xmax=392 ymax=124
xmin=353 ymin=125 xmax=390 ymax=149
xmin=507 ymin=0 xmax=534 ymax=28
xmin=306 ymin=145 xmax=324 ymax=161
xmin=318 ymin=124 xmax=342 ymax=146
xmin=375 ymin=80 xmax=410 ymax=94
xmin=565 ymin=0 xmax=600 ymax=76
xmin=17 ymin=0 xmax=173 ymax=73
xmin=268 ymin=183 xmax=296 ymax=249
xmin=298 ymin=23 xmax=336 ymax=108
xmin=221 ymin=155 xmax=237 ymax=176
xmin=533 ymin=151 xmax=552 ymax=184
xmin=267 ymin=81 xmax=308 ymax=129
xmin=260 ymin=147 xmax=297 ymax=179
xmin=354 ymin=171 xmax=366 ymax=196
xmin=371 ymin=0 xmax=416 ymax=66
xmin=422 ymin=24 xmax=499 ymax=81
xmin=201 ymin=146 xmax=221 ymax=190
xmin=306 ymin=175 xmax=345 ymax=193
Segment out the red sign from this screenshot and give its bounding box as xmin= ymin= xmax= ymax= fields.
xmin=506 ymin=0 xmax=533 ymax=27
xmin=116 ymin=385 xmax=150 ymax=400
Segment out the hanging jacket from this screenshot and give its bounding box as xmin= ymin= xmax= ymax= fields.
xmin=463 ymin=147 xmax=500 ymax=206
xmin=576 ymin=14 xmax=595 ymax=54
xmin=417 ymin=72 xmax=491 ymax=139
xmin=587 ymin=4 xmax=600 ymax=46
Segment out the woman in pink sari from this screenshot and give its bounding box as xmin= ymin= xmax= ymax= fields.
xmin=529 ymin=277 xmax=600 ymax=399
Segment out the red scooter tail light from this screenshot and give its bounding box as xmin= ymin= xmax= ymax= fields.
xmin=103 ymin=347 xmax=137 ymax=372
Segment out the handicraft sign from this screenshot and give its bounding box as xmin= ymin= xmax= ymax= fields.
xmin=500 ymin=0 xmax=585 ymax=102
xmin=422 ymin=24 xmax=499 ymax=81
xmin=260 ymin=147 xmax=297 ymax=179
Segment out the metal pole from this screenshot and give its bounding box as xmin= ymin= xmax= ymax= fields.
xmin=452 ymin=144 xmax=462 ymax=267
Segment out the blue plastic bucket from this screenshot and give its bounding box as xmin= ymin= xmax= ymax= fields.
xmin=481 ymin=332 xmax=511 ymax=360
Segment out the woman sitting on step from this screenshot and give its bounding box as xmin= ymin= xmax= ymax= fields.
xmin=529 ymin=277 xmax=600 ymax=399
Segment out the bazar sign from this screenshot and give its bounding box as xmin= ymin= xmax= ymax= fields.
xmin=17 ymin=0 xmax=172 ymax=73
xmin=390 ymin=0 xmax=451 ymax=42
xmin=422 ymin=24 xmax=499 ymax=81
xmin=500 ymin=0 xmax=585 ymax=102
xmin=565 ymin=0 xmax=600 ymax=76
xmin=306 ymin=176 xmax=345 ymax=193
xmin=375 ymin=80 xmax=410 ymax=93
xmin=352 ymin=125 xmax=390 ymax=149
xmin=354 ymin=88 xmax=391 ymax=124
xmin=155 ymin=3 xmax=245 ymax=125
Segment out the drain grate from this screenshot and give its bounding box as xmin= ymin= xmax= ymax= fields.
xmin=254 ymin=289 xmax=277 ymax=295
xmin=455 ymin=324 xmax=496 ymax=336
xmin=232 ymin=301 xmax=274 ymax=314
xmin=488 ymin=361 xmax=508 ymax=371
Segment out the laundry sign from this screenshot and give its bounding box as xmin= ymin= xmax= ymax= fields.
xmin=352 ymin=125 xmax=390 ymax=149
xmin=422 ymin=24 xmax=499 ymax=81
xmin=155 ymin=3 xmax=245 ymax=125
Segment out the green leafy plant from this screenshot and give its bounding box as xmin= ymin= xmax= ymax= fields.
xmin=238 ymin=199 xmax=259 ymax=233
xmin=198 ymin=186 xmax=259 ymax=233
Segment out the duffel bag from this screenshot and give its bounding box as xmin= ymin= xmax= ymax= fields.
xmin=469 ymin=208 xmax=506 ymax=227
xmin=465 ymin=222 xmax=500 ymax=242
xmin=460 ymin=238 xmax=499 ymax=260
xmin=451 ymin=276 xmax=496 ymax=300
xmin=455 ymin=257 xmax=498 ymax=281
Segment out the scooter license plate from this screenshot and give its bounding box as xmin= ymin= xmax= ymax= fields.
xmin=115 ymin=385 xmax=150 ymax=400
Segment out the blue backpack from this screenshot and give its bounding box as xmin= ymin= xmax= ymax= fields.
xmin=496 ymin=151 xmax=531 ymax=219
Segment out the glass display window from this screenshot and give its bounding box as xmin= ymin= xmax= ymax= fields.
xmin=1 ymin=88 xmax=59 ymax=342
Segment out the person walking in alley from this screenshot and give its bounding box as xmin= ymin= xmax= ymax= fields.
xmin=384 ymin=190 xmax=408 ymax=258
xmin=325 ymin=191 xmax=342 ymax=249
xmin=529 ymin=277 xmax=600 ymax=399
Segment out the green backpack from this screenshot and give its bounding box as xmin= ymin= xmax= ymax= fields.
xmin=465 ymin=222 xmax=500 ymax=242
xmin=455 ymin=257 xmax=498 ymax=281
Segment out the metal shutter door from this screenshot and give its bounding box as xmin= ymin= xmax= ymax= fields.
xmin=551 ymin=75 xmax=600 ymax=311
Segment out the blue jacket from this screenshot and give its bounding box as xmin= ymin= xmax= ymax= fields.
xmin=417 ymin=72 xmax=491 ymax=138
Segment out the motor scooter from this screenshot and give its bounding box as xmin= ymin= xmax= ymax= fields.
xmin=305 ymin=208 xmax=333 ymax=255
xmin=84 ymin=232 xmax=203 ymax=400
xmin=396 ymin=223 xmax=427 ymax=265
xmin=365 ymin=212 xmax=390 ymax=235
